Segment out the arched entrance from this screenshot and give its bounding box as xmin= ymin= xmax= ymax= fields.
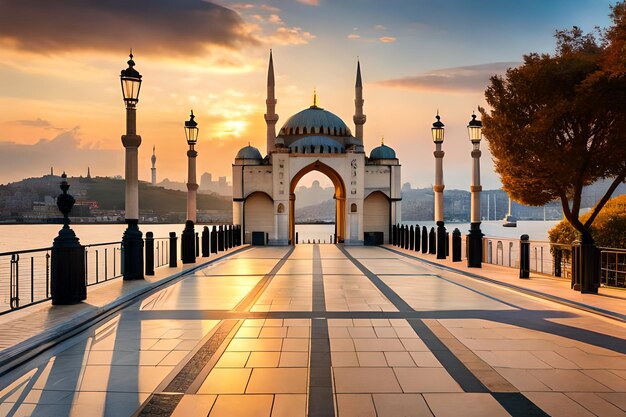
xmin=290 ymin=161 xmax=346 ymax=244
xmin=363 ymin=191 xmax=391 ymax=243
xmin=243 ymin=191 xmax=273 ymax=244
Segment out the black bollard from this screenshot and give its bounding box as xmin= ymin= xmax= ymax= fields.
xmin=436 ymin=222 xmax=447 ymax=259
xmin=421 ymin=226 xmax=428 ymax=254
xmin=576 ymin=234 xmax=600 ymax=294
xmin=399 ymin=225 xmax=404 ymax=248
xmin=51 ymin=173 xmax=86 ymax=305
xmin=211 ymin=225 xmax=218 ymax=254
xmin=169 ymin=232 xmax=178 ymax=268
xmin=404 ymin=225 xmax=409 ymax=249
xmin=415 ymin=225 xmax=421 ymax=252
xmin=145 ymin=231 xmax=155 ymax=275
xmin=202 ymin=226 xmax=210 ymax=257
xmin=196 ymin=232 xmax=200 ymax=257
xmin=181 ymin=220 xmax=196 ymax=264
xmin=229 ymin=225 xmax=234 ymax=248
xmin=409 ymin=226 xmax=415 ymax=251
xmin=519 ymin=234 xmax=530 ymax=278
xmin=218 ymin=225 xmax=225 ymax=251
xmin=445 ymin=232 xmax=450 ymax=257
xmin=226 ymin=225 xmax=232 ymax=249
xmin=429 ymin=227 xmax=436 ymax=254
xmin=452 ymin=228 xmax=461 ymax=262
xmin=296 ymin=232 xmax=299 ymax=244
xmin=266 ymin=232 xmax=269 ymax=245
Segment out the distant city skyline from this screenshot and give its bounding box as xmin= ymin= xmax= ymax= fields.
xmin=0 ymin=0 xmax=614 ymax=189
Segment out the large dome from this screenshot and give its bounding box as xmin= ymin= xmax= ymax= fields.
xmin=289 ymin=136 xmax=345 ymax=154
xmin=279 ymin=106 xmax=352 ymax=137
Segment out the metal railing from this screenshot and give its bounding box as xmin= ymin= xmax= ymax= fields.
xmin=1 ymin=247 xmax=51 ymax=313
xmin=84 ymin=242 xmax=123 ymax=286
xmin=600 ymin=248 xmax=626 ymax=288
xmin=154 ymin=238 xmax=170 ymax=268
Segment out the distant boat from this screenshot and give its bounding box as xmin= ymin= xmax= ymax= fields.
xmin=503 ymin=196 xmax=517 ymax=227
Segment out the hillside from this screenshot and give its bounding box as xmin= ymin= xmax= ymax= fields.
xmin=86 ymin=177 xmax=231 ymax=215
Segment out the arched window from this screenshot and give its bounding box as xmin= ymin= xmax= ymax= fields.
xmin=277 ymin=203 xmax=285 ymax=214
xmin=303 ymin=127 xmax=307 ymax=134
xmin=351 ymin=203 xmax=357 ymax=213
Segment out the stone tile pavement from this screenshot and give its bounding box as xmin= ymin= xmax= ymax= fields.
xmin=0 ymin=244 xmax=624 ymax=416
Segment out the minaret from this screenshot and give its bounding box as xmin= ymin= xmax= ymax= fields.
xmin=151 ymin=145 xmax=157 ymax=186
xmin=353 ymin=60 xmax=366 ymax=142
xmin=87 ymin=167 xmax=91 ymax=179
xmin=265 ymin=50 xmax=279 ymax=154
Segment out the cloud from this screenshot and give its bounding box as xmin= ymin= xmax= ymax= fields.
xmin=376 ymin=62 xmax=520 ymax=92
xmin=379 ymin=36 xmax=396 ymax=43
xmin=6 ymin=118 xmax=66 ymax=131
xmin=374 ymin=25 xmax=386 ymax=31
xmin=0 ymin=129 xmax=121 ymax=184
xmin=12 ymin=118 xmax=51 ymax=128
xmin=347 ymin=34 xmax=361 ymax=40
xmin=0 ymin=0 xmax=257 ymax=55
xmin=296 ymin=0 xmax=320 ymax=5
xmin=269 ymin=27 xmax=316 ymax=45
xmin=269 ymin=14 xmax=284 ymax=25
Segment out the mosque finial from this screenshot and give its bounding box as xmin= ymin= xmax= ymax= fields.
xmin=381 ymin=136 xmax=385 ymax=146
xmin=313 ymin=88 xmax=317 ymax=107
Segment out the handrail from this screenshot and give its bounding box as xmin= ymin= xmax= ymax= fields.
xmin=0 ymin=247 xmax=53 ymax=257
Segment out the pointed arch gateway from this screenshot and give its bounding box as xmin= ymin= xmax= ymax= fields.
xmin=290 ymin=160 xmax=346 ymax=244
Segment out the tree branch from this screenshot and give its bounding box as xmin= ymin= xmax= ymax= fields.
xmin=583 ymin=174 xmax=626 ymax=228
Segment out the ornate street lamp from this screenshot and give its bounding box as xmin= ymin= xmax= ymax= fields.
xmin=120 ymin=51 xmax=144 ymax=280
xmin=467 ymin=112 xmax=483 ymax=267
xmin=182 ymin=111 xmax=199 ymax=264
xmin=431 ymin=113 xmax=446 ymax=259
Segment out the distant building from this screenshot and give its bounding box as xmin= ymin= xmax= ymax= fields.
xmin=151 ymin=145 xmax=157 ymax=186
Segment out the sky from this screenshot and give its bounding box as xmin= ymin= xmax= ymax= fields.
xmin=0 ymin=0 xmax=616 ymax=189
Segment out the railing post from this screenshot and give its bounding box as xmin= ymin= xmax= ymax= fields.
xmin=519 ymin=234 xmax=530 ymax=279
xmin=415 ymin=225 xmax=420 ymax=252
xmin=296 ymin=232 xmax=299 ymax=244
xmin=211 ymin=225 xmax=218 ymax=254
xmin=429 ymin=227 xmax=436 ymax=255
xmin=181 ymin=221 xmax=196 ymax=264
xmin=452 ymin=228 xmax=461 ymax=262
xmin=202 ymin=226 xmax=210 ymax=257
xmin=196 ymin=232 xmax=200 ymax=257
xmin=145 ymin=232 xmax=155 ymax=276
xmin=218 ymin=225 xmax=225 ymax=251
xmin=169 ymin=232 xmax=178 ymax=268
xmin=421 ymin=226 xmax=428 ymax=254
xmin=409 ymin=226 xmax=415 ymax=250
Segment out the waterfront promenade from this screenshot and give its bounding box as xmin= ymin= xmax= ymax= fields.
xmin=0 ymin=244 xmax=625 ymax=416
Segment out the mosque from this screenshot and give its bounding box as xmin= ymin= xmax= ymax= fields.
xmin=232 ymin=52 xmax=402 ymax=245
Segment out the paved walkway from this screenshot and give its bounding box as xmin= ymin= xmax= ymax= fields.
xmin=0 ymin=245 xmax=625 ymax=417
xmin=383 ymin=245 xmax=626 ymax=321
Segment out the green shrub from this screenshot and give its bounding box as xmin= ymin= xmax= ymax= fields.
xmin=549 ymin=194 xmax=626 ymax=248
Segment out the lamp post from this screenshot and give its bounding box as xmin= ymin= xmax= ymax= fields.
xmin=181 ymin=111 xmax=199 ymax=264
xmin=185 ymin=110 xmax=199 ymax=222
xmin=431 ymin=113 xmax=446 ymax=259
xmin=120 ymin=51 xmax=144 ymax=280
xmin=467 ymin=112 xmax=483 ymax=267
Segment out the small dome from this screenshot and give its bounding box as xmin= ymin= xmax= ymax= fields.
xmin=279 ymin=106 xmax=351 ymax=137
xmin=370 ymin=144 xmax=396 ymax=159
xmin=289 ymin=136 xmax=345 ymax=154
xmin=235 ymin=145 xmax=263 ymax=160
